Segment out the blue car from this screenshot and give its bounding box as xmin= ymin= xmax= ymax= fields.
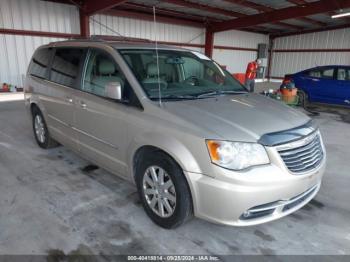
xmin=283 ymin=66 xmax=350 ymax=107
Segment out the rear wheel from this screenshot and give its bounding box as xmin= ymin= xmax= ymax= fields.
xmin=135 ymin=151 xmax=193 ymax=229
xmin=32 ymin=107 xmax=58 ymax=149
xmin=298 ymin=90 xmax=309 ymax=108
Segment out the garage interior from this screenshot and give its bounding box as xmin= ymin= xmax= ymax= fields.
xmin=0 ymin=0 xmax=350 ymax=258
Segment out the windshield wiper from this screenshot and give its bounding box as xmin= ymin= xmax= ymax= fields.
xmin=196 ymin=90 xmax=247 ymax=98
xmin=150 ymin=94 xmax=198 ymax=101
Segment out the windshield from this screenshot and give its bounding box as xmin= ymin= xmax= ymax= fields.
xmin=119 ymin=49 xmax=247 ymax=100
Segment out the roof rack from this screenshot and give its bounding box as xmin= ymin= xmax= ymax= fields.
xmin=90 ymin=35 xmax=152 ymax=43
xmin=64 ymin=35 xmax=153 ymax=43
xmin=48 ymin=35 xmax=158 ymax=46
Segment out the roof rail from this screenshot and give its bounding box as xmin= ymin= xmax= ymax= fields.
xmin=90 ymin=35 xmax=153 ymax=43
xmin=49 ymin=35 xmax=154 ymax=45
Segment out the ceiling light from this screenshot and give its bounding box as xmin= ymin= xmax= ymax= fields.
xmin=331 ymin=12 xmax=350 ymax=19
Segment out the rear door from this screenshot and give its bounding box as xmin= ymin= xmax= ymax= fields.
xmin=334 ymin=67 xmax=350 ymax=106
xmin=44 ymin=47 xmax=86 ymax=150
xmin=300 ymin=67 xmax=336 ymax=104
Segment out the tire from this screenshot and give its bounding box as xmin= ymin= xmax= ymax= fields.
xmin=298 ymin=90 xmax=308 ymax=108
xmin=32 ymin=107 xmax=59 ymax=149
xmin=135 ymin=151 xmax=193 ymax=229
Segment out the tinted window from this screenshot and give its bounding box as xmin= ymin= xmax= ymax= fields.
xmin=307 ymin=68 xmax=334 ymax=79
xmin=28 ymin=48 xmax=52 ymax=79
xmin=50 ymin=48 xmax=84 ymax=88
xmin=307 ymin=70 xmax=321 ymax=78
xmin=82 ymin=49 xmax=134 ymax=101
xmin=322 ymin=68 xmax=334 ymax=79
xmin=337 ymin=68 xmax=350 ymax=81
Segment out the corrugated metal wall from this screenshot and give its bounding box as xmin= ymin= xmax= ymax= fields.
xmin=0 ymin=0 xmax=78 ymax=87
xmin=0 ymin=0 xmax=79 ymax=33
xmin=213 ymin=30 xmax=269 ymax=73
xmin=270 ymin=28 xmax=350 ymax=78
xmin=0 ymin=0 xmax=267 ymax=87
xmin=0 ymin=35 xmax=66 ymax=86
xmin=90 ymin=15 xmax=267 ymax=74
xmin=90 ymin=14 xmax=205 ymax=52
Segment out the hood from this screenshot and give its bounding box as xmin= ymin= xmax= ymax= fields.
xmin=162 ymin=93 xmax=310 ymax=142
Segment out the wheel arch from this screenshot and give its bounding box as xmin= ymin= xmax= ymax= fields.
xmin=30 ymin=102 xmax=40 ymax=114
xmin=128 ymin=132 xmax=202 ymax=177
xmin=132 ymin=144 xmax=195 ymax=216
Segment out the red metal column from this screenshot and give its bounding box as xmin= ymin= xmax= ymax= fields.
xmin=80 ymin=9 xmax=90 ymax=38
xmin=267 ymin=37 xmax=274 ymax=79
xmin=204 ymin=28 xmax=214 ymax=58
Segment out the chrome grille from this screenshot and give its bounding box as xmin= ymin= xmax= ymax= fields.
xmin=277 ymin=132 xmax=324 ymax=174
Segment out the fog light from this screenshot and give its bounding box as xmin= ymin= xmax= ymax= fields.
xmin=242 ymin=211 xmax=250 ymax=218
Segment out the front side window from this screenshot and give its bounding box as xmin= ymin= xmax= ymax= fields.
xmin=49 ymin=48 xmax=84 ymax=88
xmin=119 ymin=49 xmax=246 ymax=101
xmin=28 ymin=48 xmax=53 ymax=79
xmin=82 ymin=49 xmax=133 ymax=101
xmin=337 ymin=68 xmax=350 ymax=81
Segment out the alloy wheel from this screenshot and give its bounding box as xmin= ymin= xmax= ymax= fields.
xmin=142 ymin=165 xmax=176 ymax=218
xmin=34 ymin=115 xmax=46 ymax=143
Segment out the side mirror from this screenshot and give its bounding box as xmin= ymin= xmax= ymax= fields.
xmin=105 ymin=82 xmax=122 ymax=100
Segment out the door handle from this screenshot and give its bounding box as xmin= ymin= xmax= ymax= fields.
xmin=80 ymin=101 xmax=87 ymax=109
xmin=66 ymin=97 xmax=73 ymax=103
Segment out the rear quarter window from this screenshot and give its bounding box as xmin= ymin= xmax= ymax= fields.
xmin=28 ymin=48 xmax=53 ymax=79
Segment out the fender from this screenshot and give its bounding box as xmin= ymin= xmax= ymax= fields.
xmin=29 ymin=97 xmax=48 ymax=121
xmin=126 ymin=131 xmax=203 ymax=183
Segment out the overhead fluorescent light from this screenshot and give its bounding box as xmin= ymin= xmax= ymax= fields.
xmin=331 ymin=12 xmax=350 ymax=19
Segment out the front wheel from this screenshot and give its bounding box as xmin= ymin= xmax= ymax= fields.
xmin=135 ymin=151 xmax=193 ymax=229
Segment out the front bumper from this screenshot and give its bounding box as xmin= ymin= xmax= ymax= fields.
xmin=184 ymin=155 xmax=326 ymax=226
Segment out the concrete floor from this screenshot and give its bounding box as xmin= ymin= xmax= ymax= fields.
xmin=0 ymin=97 xmax=350 ymax=257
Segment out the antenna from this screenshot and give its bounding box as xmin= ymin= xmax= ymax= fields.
xmin=153 ymin=6 xmax=162 ymax=107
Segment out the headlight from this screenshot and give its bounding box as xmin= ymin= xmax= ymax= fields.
xmin=206 ymin=140 xmax=270 ymax=170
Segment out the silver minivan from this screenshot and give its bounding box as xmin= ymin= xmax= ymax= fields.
xmin=25 ymin=40 xmax=326 ymax=228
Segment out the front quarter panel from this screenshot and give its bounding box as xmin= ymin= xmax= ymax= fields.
xmin=126 ymin=131 xmax=210 ymax=183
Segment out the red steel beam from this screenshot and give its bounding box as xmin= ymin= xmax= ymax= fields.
xmin=212 ymin=0 xmax=350 ymax=32
xmin=204 ymin=29 xmax=214 ymax=57
xmin=162 ymin=0 xmax=245 ymax=18
xmin=79 ymin=9 xmax=90 ymax=37
xmin=288 ymin=0 xmax=350 ymax=29
xmin=286 ymin=0 xmax=328 ymax=26
xmin=0 ymin=28 xmax=80 ymax=38
xmin=162 ymin=0 xmax=297 ymax=32
xmin=104 ymin=7 xmax=272 ymax=34
xmin=119 ymin=3 xmax=223 ymax=24
xmin=102 ymin=9 xmax=204 ymax=28
xmin=223 ymin=0 xmax=326 ymax=27
xmin=83 ymin=0 xmax=128 ymax=16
